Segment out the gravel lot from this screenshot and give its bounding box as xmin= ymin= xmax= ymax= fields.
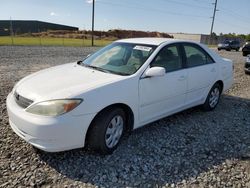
xmin=0 ymin=46 xmax=250 ymax=188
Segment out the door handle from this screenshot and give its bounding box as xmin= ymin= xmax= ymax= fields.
xmin=178 ymin=75 xmax=186 ymax=81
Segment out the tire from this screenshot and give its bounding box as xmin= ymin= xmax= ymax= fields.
xmin=202 ymin=83 xmax=222 ymax=111
xmin=87 ymin=108 xmax=126 ymax=154
xmin=243 ymin=52 xmax=247 ymax=56
xmin=32 ymin=146 xmax=43 ymax=154
xmin=236 ymin=48 xmax=239 ymax=51
xmin=218 ymin=48 xmax=221 ymax=51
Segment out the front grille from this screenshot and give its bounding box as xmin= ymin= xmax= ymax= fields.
xmin=14 ymin=91 xmax=33 ymax=109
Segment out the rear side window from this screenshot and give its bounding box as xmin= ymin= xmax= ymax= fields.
xmin=183 ymin=44 xmax=214 ymax=67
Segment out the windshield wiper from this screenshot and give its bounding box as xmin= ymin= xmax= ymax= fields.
xmin=78 ymin=62 xmax=130 ymax=76
xmin=80 ymin=63 xmax=112 ymax=73
xmin=89 ymin=66 xmax=112 ymax=74
xmin=111 ymin=71 xmax=130 ymax=76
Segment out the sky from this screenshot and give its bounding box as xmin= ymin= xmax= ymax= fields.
xmin=0 ymin=0 xmax=250 ymax=35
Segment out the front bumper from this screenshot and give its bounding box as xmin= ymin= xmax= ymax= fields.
xmin=7 ymin=93 xmax=96 ymax=152
xmin=245 ymin=57 xmax=250 ymax=74
xmin=243 ymin=48 xmax=250 ymax=56
xmin=245 ymin=63 xmax=250 ymax=74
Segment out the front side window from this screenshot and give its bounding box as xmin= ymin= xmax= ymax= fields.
xmin=151 ymin=45 xmax=182 ymax=72
xmin=82 ymin=42 xmax=156 ymax=75
xmin=183 ymin=44 xmax=214 ymax=67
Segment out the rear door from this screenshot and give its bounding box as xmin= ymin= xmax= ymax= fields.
xmin=182 ymin=43 xmax=218 ymax=105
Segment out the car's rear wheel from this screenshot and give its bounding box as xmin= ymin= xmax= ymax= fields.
xmin=202 ymin=83 xmax=222 ymax=111
xmin=243 ymin=51 xmax=248 ymax=56
xmin=87 ymin=108 xmax=126 ymax=154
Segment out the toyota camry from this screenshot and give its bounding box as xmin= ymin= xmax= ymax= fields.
xmin=7 ymin=38 xmax=233 ymax=154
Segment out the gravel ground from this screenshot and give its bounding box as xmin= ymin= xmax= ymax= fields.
xmin=0 ymin=46 xmax=250 ymax=188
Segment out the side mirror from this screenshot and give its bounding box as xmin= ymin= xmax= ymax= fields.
xmin=144 ymin=67 xmax=165 ymax=78
xmin=77 ymin=60 xmax=82 ymax=65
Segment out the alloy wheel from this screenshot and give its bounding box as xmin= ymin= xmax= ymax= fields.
xmin=209 ymin=87 xmax=220 ymax=108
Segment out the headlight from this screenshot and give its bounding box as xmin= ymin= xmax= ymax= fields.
xmin=26 ymin=99 xmax=82 ymax=116
xmin=225 ymin=44 xmax=229 ymax=46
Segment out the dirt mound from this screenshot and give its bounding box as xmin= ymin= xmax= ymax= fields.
xmin=20 ymin=29 xmax=173 ymax=40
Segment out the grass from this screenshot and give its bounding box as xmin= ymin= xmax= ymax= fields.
xmin=208 ymin=45 xmax=217 ymax=48
xmin=0 ymin=36 xmax=217 ymax=48
xmin=0 ymin=36 xmax=113 ymax=47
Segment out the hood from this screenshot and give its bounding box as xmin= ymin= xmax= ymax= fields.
xmin=14 ymin=63 xmax=123 ymax=102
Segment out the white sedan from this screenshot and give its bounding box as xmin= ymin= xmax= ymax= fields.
xmin=7 ymin=38 xmax=233 ymax=154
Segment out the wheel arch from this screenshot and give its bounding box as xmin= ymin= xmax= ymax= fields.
xmin=215 ymin=80 xmax=224 ymax=92
xmin=85 ymin=103 xmax=134 ymax=145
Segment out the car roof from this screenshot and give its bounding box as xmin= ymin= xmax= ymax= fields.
xmin=116 ymin=37 xmax=194 ymax=46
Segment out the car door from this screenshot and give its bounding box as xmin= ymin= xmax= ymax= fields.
xmin=182 ymin=43 xmax=218 ymax=105
xmin=138 ymin=44 xmax=188 ymax=125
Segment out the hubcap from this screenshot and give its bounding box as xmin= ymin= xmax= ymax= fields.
xmin=209 ymin=87 xmax=220 ymax=108
xmin=105 ymin=115 xmax=124 ymax=148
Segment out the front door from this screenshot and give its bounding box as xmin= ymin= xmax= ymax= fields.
xmin=139 ymin=44 xmax=188 ymax=125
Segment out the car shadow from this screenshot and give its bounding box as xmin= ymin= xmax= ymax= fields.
xmin=38 ymin=94 xmax=250 ymax=187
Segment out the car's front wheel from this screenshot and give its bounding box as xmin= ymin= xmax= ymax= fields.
xmin=87 ymin=108 xmax=126 ymax=154
xmin=202 ymin=83 xmax=222 ymax=111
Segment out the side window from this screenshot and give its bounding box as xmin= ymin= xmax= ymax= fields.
xmin=151 ymin=45 xmax=182 ymax=72
xmin=184 ymin=44 xmax=214 ymax=68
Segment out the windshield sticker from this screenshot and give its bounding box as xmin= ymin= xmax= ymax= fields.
xmin=133 ymin=45 xmax=152 ymax=52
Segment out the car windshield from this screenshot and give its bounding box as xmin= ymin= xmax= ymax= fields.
xmin=81 ymin=42 xmax=156 ymax=75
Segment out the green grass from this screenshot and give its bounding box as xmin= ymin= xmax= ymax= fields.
xmin=208 ymin=45 xmax=217 ymax=48
xmin=0 ymin=36 xmax=112 ymax=47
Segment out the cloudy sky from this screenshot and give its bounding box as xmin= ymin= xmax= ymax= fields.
xmin=0 ymin=0 xmax=249 ymax=34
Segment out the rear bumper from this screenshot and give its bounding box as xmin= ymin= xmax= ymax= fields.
xmin=223 ymin=75 xmax=233 ymax=93
xmin=218 ymin=46 xmax=230 ymax=50
xmin=7 ymin=92 xmax=96 ymax=152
